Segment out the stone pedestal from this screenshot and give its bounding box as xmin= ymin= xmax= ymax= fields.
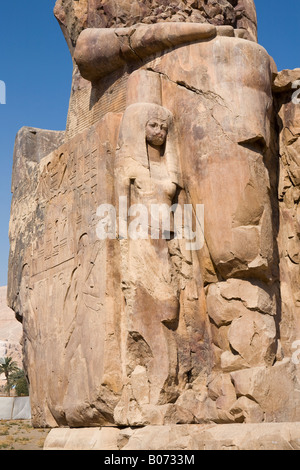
xmin=44 ymin=423 xmax=300 ymax=450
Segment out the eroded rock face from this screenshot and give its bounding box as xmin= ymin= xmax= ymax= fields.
xmin=7 ymin=5 xmax=300 ymax=430
xmin=54 ymin=0 xmax=257 ymax=55
xmin=273 ymin=70 xmax=300 ymax=358
xmin=54 ymin=0 xmax=257 ymax=141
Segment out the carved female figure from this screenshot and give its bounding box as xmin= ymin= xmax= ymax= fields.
xmin=115 ymin=102 xmax=183 ymax=407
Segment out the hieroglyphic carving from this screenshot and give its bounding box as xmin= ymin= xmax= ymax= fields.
xmin=31 ymin=140 xmax=101 ymax=278
xmin=11 ymin=114 xmax=124 ymax=427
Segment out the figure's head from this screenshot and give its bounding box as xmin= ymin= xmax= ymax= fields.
xmin=145 ymin=118 xmax=168 ymax=147
xmin=117 ymin=103 xmax=181 ymax=184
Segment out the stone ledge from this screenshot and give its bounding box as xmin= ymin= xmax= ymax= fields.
xmin=44 ymin=423 xmax=300 ymax=451
xmin=0 ymin=397 xmax=31 ymax=420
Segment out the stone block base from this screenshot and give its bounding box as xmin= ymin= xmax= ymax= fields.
xmin=44 ymin=423 xmax=300 ymax=451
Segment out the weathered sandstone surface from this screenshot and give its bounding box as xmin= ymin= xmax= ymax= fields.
xmin=6 ymin=0 xmax=300 ymax=450
xmin=273 ymin=69 xmax=300 ymax=357
xmin=54 ymin=0 xmax=257 ymax=140
xmin=54 ymin=0 xmax=257 ymax=53
xmin=44 ymin=422 xmax=300 ymax=450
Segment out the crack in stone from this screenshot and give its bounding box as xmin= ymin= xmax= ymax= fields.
xmin=146 ymin=67 xmax=235 ymax=145
xmin=114 ymin=28 xmax=144 ymax=63
xmin=147 ymin=67 xmax=228 ymax=107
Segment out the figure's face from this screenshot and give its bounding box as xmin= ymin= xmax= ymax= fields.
xmin=146 ymin=118 xmax=168 ymax=146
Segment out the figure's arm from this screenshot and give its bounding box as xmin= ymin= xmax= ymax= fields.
xmin=74 ymin=23 xmax=217 ymax=82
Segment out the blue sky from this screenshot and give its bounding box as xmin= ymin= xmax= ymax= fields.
xmin=0 ymin=0 xmax=299 ymax=287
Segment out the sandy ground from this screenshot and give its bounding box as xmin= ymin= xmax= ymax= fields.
xmin=0 ymin=420 xmax=50 ymax=450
